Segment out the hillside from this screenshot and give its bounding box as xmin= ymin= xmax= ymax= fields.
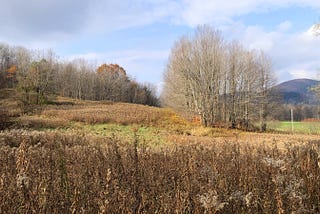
xmin=1 ymin=89 xmax=320 ymax=213
xmin=274 ymin=78 xmax=319 ymax=105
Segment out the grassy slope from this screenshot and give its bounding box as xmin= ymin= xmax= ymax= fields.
xmin=1 ymin=91 xmax=320 ymax=213
xmin=1 ymin=91 xmax=318 ymax=148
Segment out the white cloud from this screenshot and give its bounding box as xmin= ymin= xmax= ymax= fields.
xmin=67 ymin=49 xmax=170 ymax=83
xmin=85 ymin=0 xmax=179 ymax=34
xmin=68 ymin=50 xmax=169 ymax=64
xmin=290 ymin=68 xmax=317 ymax=79
xmin=276 ymin=21 xmax=292 ymax=32
xmin=241 ymin=25 xmax=280 ymax=51
xmin=0 ymin=0 xmax=90 ymax=40
xmin=306 ymin=24 xmax=320 ymax=37
xmin=233 ymin=23 xmax=320 ymax=82
xmin=176 ymin=0 xmax=320 ymax=27
xmin=0 ymin=0 xmax=179 ymax=46
xmin=1 ymin=0 xmax=319 ymax=47
xmin=1 ymin=0 xmax=319 ymax=85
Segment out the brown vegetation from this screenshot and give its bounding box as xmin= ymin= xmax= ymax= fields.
xmin=42 ymin=103 xmax=170 ymax=126
xmin=0 ymin=130 xmax=319 ymax=213
xmin=1 ymin=90 xmax=320 ymax=213
xmin=302 ymin=118 xmax=320 ymax=122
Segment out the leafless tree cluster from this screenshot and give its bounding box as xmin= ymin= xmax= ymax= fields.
xmin=162 ymin=25 xmax=276 ymax=130
xmin=0 ymin=43 xmax=159 ymax=106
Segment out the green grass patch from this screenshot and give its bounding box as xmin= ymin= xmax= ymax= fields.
xmin=268 ymin=121 xmax=320 ymax=134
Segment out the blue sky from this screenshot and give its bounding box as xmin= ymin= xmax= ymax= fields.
xmin=0 ymin=0 xmax=320 ymax=89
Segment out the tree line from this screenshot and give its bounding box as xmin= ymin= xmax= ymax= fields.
xmin=272 ymin=104 xmax=320 ymax=121
xmin=162 ymin=26 xmax=276 ymax=131
xmin=0 ymin=44 xmax=159 ymax=106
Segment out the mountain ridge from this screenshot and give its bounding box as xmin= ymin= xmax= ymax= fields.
xmin=274 ymin=78 xmax=319 ymax=105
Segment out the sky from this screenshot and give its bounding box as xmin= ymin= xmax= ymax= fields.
xmin=0 ymin=0 xmax=320 ymax=90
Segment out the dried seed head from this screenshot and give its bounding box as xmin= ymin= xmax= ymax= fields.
xmin=0 ymin=175 xmax=4 ymax=188
xmin=106 ymin=168 xmax=112 ymax=183
xmin=244 ymin=192 xmax=253 ymax=207
xmin=198 ymin=190 xmax=228 ymax=211
xmin=17 ymin=173 xmax=30 ymax=190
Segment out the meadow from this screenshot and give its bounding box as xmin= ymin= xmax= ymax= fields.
xmin=268 ymin=121 xmax=320 ymax=134
xmin=0 ymin=94 xmax=320 ymax=213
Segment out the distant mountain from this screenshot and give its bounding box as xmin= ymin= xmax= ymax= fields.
xmin=273 ymin=79 xmax=319 ymax=105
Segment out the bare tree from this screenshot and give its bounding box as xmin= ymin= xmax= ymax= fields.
xmin=162 ymin=25 xmax=276 ymax=129
xmin=162 ymin=36 xmax=192 ymax=112
xmin=226 ymin=42 xmax=247 ymax=128
xmin=162 ymin=26 xmax=227 ymax=126
xmin=0 ymin=43 xmax=16 ymax=88
xmin=254 ymin=52 xmax=276 ymax=131
xmin=191 ymin=26 xmax=226 ymax=126
xmin=15 ymin=49 xmax=58 ymax=104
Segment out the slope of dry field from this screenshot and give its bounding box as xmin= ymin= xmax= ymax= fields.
xmin=0 ymin=95 xmax=319 ymax=213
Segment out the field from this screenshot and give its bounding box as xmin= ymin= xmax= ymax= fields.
xmin=268 ymin=121 xmax=320 ymax=134
xmin=0 ymin=94 xmax=320 ymax=213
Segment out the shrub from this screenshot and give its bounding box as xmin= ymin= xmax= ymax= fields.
xmin=0 ymin=108 xmax=11 ymax=130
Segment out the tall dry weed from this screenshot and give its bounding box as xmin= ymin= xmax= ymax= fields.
xmin=0 ymin=130 xmax=319 ymax=213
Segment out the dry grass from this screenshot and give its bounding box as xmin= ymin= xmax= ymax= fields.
xmin=0 ymin=92 xmax=190 ymax=133
xmin=1 ymin=93 xmax=320 ymax=213
xmin=16 ymin=116 xmax=69 ymax=129
xmin=0 ymin=129 xmax=319 ymax=213
xmin=0 ymin=89 xmax=22 ymax=130
xmin=41 ymin=102 xmax=191 ymax=132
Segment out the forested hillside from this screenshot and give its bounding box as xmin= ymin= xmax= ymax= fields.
xmin=0 ymin=44 xmax=159 ymax=106
xmin=271 ymin=79 xmax=320 ymax=121
xmin=275 ymin=79 xmax=319 ymax=105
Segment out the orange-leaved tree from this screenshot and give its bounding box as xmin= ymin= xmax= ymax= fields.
xmin=96 ymin=63 xmax=129 ymax=102
xmin=97 ymin=63 xmax=126 ymax=77
xmin=6 ymin=65 xmax=18 ymax=87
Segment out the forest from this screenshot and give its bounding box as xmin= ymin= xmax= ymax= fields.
xmin=0 ymin=44 xmax=159 ymax=107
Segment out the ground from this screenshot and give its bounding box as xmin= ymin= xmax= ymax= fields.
xmin=0 ymin=91 xmax=319 ymax=213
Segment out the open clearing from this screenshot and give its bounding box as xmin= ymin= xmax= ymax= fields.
xmin=1 ymin=95 xmax=320 ymax=213
xmin=268 ymin=121 xmax=320 ymax=134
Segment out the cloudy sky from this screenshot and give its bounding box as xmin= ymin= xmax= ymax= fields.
xmin=1 ymin=0 xmax=320 ymax=87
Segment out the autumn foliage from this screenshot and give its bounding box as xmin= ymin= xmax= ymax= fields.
xmin=6 ymin=65 xmax=17 ymax=79
xmin=0 ymin=43 xmax=159 ymax=106
xmin=97 ymin=63 xmax=126 ymax=76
